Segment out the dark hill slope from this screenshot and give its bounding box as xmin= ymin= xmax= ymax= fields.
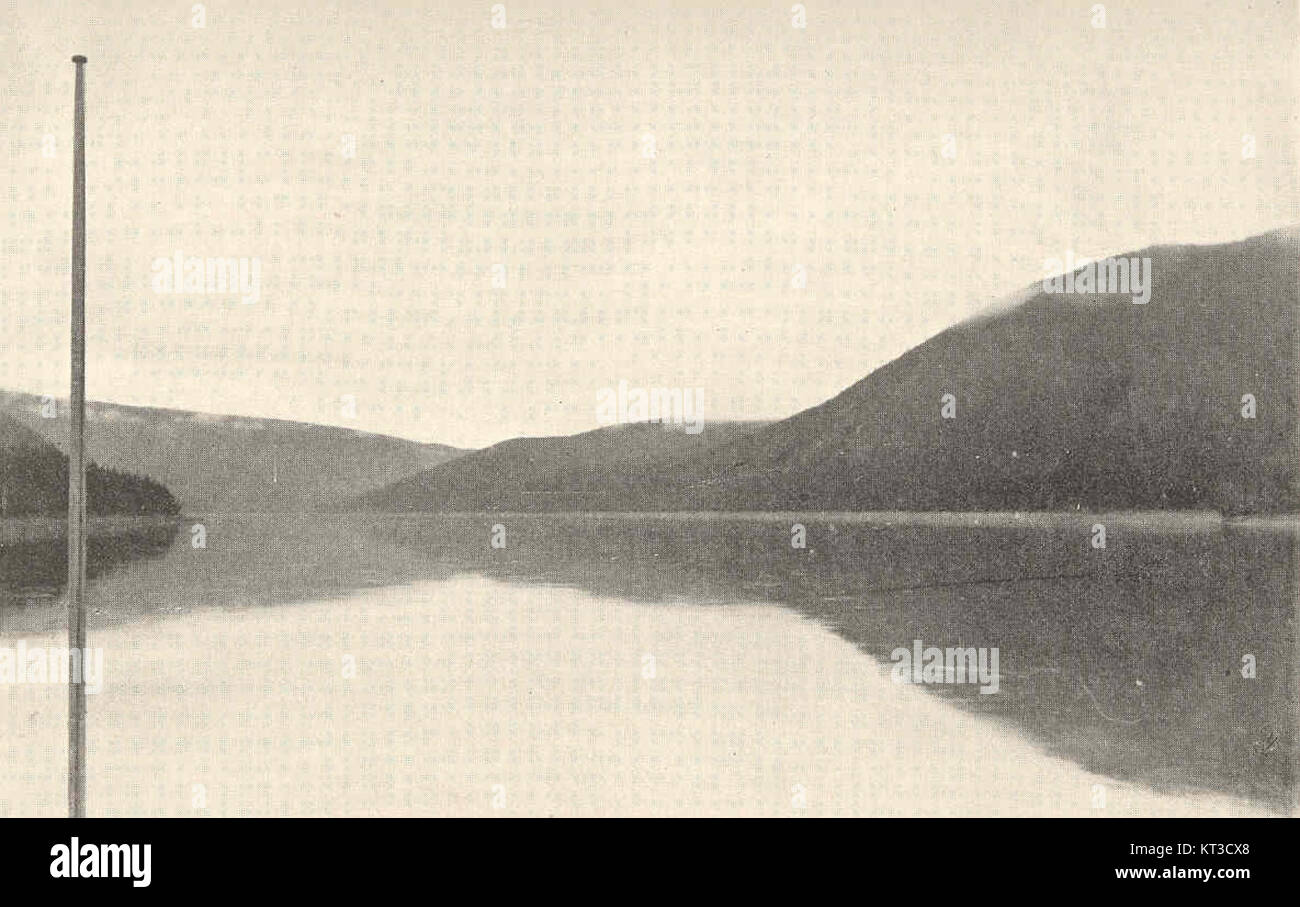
xmin=350 ymin=420 xmax=770 ymax=512
xmin=662 ymin=227 xmax=1298 ymax=513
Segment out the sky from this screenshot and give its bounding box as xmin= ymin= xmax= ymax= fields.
xmin=1 ymin=0 xmax=1296 ymax=448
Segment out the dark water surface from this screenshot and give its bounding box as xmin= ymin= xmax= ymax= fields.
xmin=1 ymin=511 xmax=1293 ymax=812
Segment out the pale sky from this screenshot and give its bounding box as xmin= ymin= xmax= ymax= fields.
xmin=2 ymin=0 xmax=1296 ymax=448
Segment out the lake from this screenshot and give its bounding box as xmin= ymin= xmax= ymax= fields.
xmin=0 ymin=512 xmax=1293 ymax=816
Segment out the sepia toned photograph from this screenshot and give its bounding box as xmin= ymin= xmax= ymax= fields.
xmin=0 ymin=0 xmax=1295 ymax=883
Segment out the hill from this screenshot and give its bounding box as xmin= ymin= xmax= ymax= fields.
xmin=0 ymin=392 xmax=465 ymax=513
xmin=352 ymin=226 xmax=1298 ymax=515
xmin=348 ymin=420 xmax=769 ymax=511
xmin=658 ymin=226 xmax=1299 ymax=513
xmin=0 ymin=411 xmax=179 ymax=516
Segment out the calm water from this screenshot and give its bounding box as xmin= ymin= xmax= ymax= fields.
xmin=0 ymin=512 xmax=1293 ymax=815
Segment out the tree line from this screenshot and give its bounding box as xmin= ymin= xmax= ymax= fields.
xmin=0 ymin=449 xmax=180 ymax=517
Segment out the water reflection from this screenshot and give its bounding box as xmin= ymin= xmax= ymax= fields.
xmin=0 ymin=521 xmax=180 ymax=616
xmin=359 ymin=513 xmax=1296 ymax=813
xmin=1 ymin=512 xmax=1290 ymax=812
xmin=2 ymin=514 xmax=458 ymax=634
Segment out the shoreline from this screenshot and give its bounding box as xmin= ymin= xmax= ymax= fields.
xmin=0 ymin=515 xmax=181 ymax=546
xmin=349 ymin=509 xmax=1300 ymax=533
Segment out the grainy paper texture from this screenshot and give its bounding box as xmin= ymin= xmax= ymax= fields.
xmin=0 ymin=0 xmax=1296 ymax=818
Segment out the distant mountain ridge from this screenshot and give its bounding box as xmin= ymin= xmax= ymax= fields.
xmin=351 ymin=226 xmax=1299 ymax=514
xmin=0 ymin=391 xmax=466 ymax=513
xmin=348 ymin=420 xmax=771 ymax=512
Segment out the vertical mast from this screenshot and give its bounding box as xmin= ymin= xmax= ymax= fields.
xmin=68 ymin=53 xmax=88 ymax=819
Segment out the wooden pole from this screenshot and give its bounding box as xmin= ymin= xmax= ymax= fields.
xmin=68 ymin=53 xmax=87 ymax=819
